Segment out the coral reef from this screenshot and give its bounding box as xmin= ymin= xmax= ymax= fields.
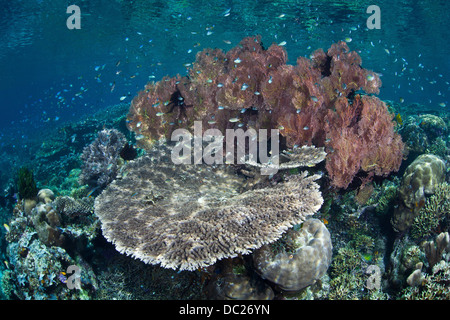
xmin=206 ymin=273 xmax=275 ymax=300
xmin=411 ymin=182 xmax=450 ymax=239
xmin=391 ymin=154 xmax=446 ymax=232
xmin=252 ymin=218 xmax=332 ymax=292
xmin=396 ymin=232 xmax=450 ymax=299
xmin=3 ymin=187 xmax=101 ymax=299
xmin=402 ymin=260 xmax=450 ymax=300
xmin=127 ymin=36 xmax=403 ymax=189
xmin=79 ymin=128 xmax=127 ymax=188
xmin=399 ymin=113 xmax=448 ymax=160
xmin=94 ymin=141 xmax=324 ymax=271
xmin=417 ymin=114 xmax=448 ymax=140
xmin=324 ymin=95 xmax=405 ymax=188
xmin=328 ymin=246 xmax=388 ymax=300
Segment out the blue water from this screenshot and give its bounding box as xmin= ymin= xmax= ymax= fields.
xmin=0 ymin=0 xmax=449 ymax=301
xmin=1 ymin=0 xmax=448 ymax=139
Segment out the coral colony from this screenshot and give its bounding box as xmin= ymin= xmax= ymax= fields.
xmin=10 ymin=35 xmax=450 ymax=301
xmin=127 ymin=36 xmax=404 ymax=189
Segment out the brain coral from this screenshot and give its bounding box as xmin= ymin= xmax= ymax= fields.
xmin=392 ymin=154 xmax=446 ymax=232
xmin=94 ymin=142 xmax=324 ymax=271
xmin=252 ymin=218 xmax=332 ymax=291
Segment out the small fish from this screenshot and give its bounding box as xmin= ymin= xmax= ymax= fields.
xmin=399 ymin=97 xmax=404 ymax=103
xmin=384 ymin=48 xmax=390 ymax=55
xmin=229 ymin=117 xmax=240 ymax=123
xmin=218 ymin=105 xmax=225 ymax=110
xmin=3 ymin=223 xmax=10 ymax=233
xmin=115 ymin=60 xmax=121 ymax=67
xmin=254 ymin=91 xmax=260 ymax=95
xmin=234 ymin=58 xmax=241 ymax=64
xmin=367 ymin=74 xmax=375 ymax=81
xmin=136 ymin=121 xmax=142 ymax=127
xmin=321 ymin=218 xmax=329 ymax=225
xmin=120 ymin=96 xmax=127 ymax=101
xmin=278 ymin=41 xmax=287 ymax=46
xmin=344 ymin=37 xmax=352 ymax=43
xmin=268 ymin=76 xmax=273 ymax=84
xmin=311 ymin=96 xmax=318 ymax=102
xmin=135 ymin=134 xmax=145 ymax=140
xmin=206 ymin=31 xmax=213 ymax=36
xmin=183 ymin=63 xmax=191 ymax=67
xmin=439 ymin=102 xmax=446 ymax=107
xmin=223 ymin=40 xmax=232 ymax=44
xmin=303 ymin=126 xmax=309 ymax=130
xmin=241 ymin=83 xmax=249 ymax=91
xmin=207 ymin=120 xmax=216 ymax=124
xmin=87 ymin=186 xmax=100 ymax=198
xmin=395 ymin=113 xmax=403 ymax=125
xmin=362 ymin=254 xmax=372 ymax=262
xmin=217 ymin=83 xmax=224 ymax=88
xmin=156 ymin=112 xmax=165 ymax=116
xmin=59 ymin=272 xmax=68 ymax=284
xmin=278 ymin=13 xmax=285 ymax=18
xmin=110 ymin=81 xmax=116 ymax=92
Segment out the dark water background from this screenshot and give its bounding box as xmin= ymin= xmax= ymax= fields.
xmin=0 ymin=0 xmax=448 ymax=151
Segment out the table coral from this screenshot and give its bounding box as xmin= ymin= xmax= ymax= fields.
xmin=94 ymin=141 xmax=324 ymax=271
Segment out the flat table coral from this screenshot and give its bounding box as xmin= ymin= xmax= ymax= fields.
xmin=94 ymin=142 xmax=324 ymax=271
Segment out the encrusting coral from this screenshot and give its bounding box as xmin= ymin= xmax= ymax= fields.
xmin=94 ymin=142 xmax=324 ymax=271
xmin=127 ymin=36 xmax=404 ymax=189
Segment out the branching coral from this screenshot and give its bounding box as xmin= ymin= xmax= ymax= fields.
xmin=127 ymin=36 xmax=403 ymax=189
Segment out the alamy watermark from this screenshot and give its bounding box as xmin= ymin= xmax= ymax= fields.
xmin=64 ymin=265 xmax=81 ymax=290
xmin=367 ymin=5 xmax=381 ymax=29
xmin=66 ymin=5 xmax=81 ymax=29
xmin=171 ymin=121 xmax=280 ymax=175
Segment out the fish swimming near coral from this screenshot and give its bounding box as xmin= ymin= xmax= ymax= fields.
xmin=395 ymin=113 xmax=403 ymax=125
